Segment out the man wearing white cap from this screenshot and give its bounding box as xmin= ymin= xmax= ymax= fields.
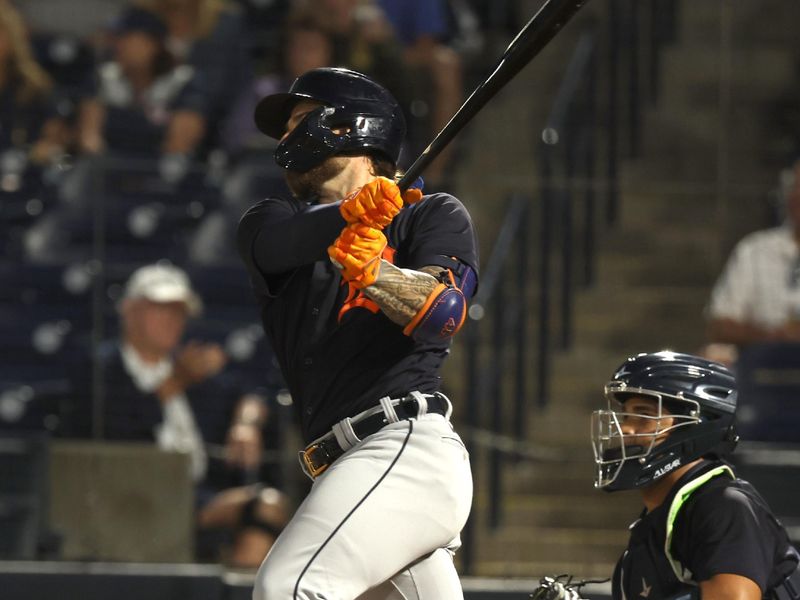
xmin=117 ymin=262 xmax=216 ymax=481
xmin=71 ymin=262 xmax=289 ymax=567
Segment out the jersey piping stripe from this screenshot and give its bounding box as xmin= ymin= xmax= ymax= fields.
xmin=292 ymin=420 xmax=414 ymax=599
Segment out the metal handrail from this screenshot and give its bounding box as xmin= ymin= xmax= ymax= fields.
xmin=459 ymin=0 xmax=679 ymax=575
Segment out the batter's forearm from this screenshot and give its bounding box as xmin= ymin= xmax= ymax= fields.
xmin=363 ymin=261 xmax=440 ymax=325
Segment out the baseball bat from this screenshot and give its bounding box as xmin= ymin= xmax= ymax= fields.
xmin=397 ymin=0 xmax=591 ymax=192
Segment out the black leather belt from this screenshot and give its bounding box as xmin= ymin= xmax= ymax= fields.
xmin=301 ymin=392 xmax=449 ymax=478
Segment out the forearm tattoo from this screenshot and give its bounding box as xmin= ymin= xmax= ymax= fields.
xmin=363 ymin=262 xmax=441 ymax=325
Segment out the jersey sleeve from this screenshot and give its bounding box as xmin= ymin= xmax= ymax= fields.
xmin=237 ymin=197 xmax=345 ymax=297
xmin=396 ymin=192 xmax=479 ymax=278
xmin=679 ymin=484 xmax=776 ymax=591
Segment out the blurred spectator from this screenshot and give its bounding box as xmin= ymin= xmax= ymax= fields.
xmin=76 ymin=6 xmax=209 ymax=159
xmin=281 ymin=9 xmax=336 ymax=88
xmin=377 ymin=0 xmax=464 ymax=187
xmin=0 ymin=2 xmax=69 ymax=166
xmin=135 ymin=0 xmax=253 ymax=146
xmin=218 ymin=9 xmax=335 ymax=157
xmin=705 ymin=159 xmax=800 ymax=364
xmin=292 ymin=0 xmax=407 ymax=109
xmin=16 ymin=0 xmax=128 ymax=40
xmin=65 ymin=263 xmax=289 ymax=567
xmin=187 ymin=9 xmax=332 ymax=264
xmin=228 ymin=0 xmax=291 ymax=68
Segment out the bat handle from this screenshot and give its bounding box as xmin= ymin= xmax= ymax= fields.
xmin=397 ymin=155 xmax=427 ymax=193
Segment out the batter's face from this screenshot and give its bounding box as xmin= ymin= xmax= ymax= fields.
xmin=282 ymin=100 xmax=351 ymax=201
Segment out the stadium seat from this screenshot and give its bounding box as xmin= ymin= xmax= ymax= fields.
xmin=731 ymin=442 xmax=800 ymax=547
xmin=735 ymin=343 xmax=800 ymax=443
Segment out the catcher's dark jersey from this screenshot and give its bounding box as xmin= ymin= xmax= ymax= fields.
xmin=613 ymin=460 xmax=799 ymax=600
xmin=237 ymin=192 xmax=479 ymax=443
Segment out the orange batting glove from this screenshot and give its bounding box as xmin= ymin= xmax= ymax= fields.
xmin=340 ymin=177 xmax=423 ymax=228
xmin=328 ymin=223 xmax=387 ymax=288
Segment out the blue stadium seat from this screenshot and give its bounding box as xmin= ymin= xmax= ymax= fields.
xmin=0 ymin=315 xmax=88 ymax=383
xmin=735 ymin=343 xmax=800 ymax=444
xmin=0 ymin=262 xmax=94 ymax=327
xmin=24 ymin=199 xmax=207 ymax=264
xmin=731 ymin=442 xmax=800 ymax=547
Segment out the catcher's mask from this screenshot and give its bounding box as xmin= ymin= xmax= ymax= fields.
xmin=591 ymin=351 xmax=738 ymax=492
xmin=254 ymin=67 xmax=406 ymax=173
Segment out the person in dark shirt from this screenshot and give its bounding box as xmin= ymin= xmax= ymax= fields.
xmin=69 ymin=262 xmax=289 ymax=567
xmin=591 ymin=351 xmax=800 ymax=600
xmin=134 ymin=0 xmax=253 ymax=143
xmin=76 ymin=6 xmax=208 ymax=158
xmin=237 ymin=67 xmax=478 ymax=598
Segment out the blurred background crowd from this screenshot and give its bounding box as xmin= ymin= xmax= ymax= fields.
xmin=0 ymin=0 xmax=514 ymax=570
xmin=1 ymin=0 xmax=800 ymax=586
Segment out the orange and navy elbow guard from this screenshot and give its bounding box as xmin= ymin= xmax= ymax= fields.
xmin=403 ymin=264 xmax=477 ymax=344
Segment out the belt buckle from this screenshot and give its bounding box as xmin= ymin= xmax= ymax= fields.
xmin=302 ymin=444 xmax=330 ymax=478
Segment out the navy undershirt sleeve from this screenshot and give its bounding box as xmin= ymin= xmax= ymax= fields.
xmin=238 ymin=198 xmax=345 ymax=272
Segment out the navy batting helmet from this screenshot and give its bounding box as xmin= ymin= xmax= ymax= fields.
xmin=254 ymin=67 xmax=406 ymax=172
xmin=591 ymin=351 xmax=738 ymax=492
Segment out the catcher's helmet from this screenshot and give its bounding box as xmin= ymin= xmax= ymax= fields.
xmin=254 ymin=67 xmax=406 ymax=172
xmin=591 ymin=351 xmax=738 ymax=492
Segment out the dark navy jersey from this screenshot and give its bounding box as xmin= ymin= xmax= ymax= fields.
xmin=237 ymin=192 xmax=479 ymax=443
xmin=613 ymin=460 xmax=799 ymax=600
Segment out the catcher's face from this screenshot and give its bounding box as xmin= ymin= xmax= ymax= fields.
xmin=592 ymin=393 xmax=682 ymax=489
xmin=617 ymin=396 xmax=675 ymax=446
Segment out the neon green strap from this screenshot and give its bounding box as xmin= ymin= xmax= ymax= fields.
xmin=664 ymin=465 xmax=735 ymax=583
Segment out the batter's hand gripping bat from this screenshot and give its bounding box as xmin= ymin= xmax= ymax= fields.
xmin=397 ymin=0 xmax=591 ymax=192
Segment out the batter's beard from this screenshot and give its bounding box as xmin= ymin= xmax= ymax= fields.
xmin=285 ymin=156 xmax=350 ymax=201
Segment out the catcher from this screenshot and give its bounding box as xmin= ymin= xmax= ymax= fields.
xmin=589 ymin=351 xmax=800 ymax=600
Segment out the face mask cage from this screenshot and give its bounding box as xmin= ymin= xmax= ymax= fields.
xmin=591 ymin=383 xmax=701 ymax=489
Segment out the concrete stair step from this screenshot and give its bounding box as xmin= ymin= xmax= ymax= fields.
xmin=637 ymin=108 xmax=775 ymax=162
xmin=678 ymin=1 xmax=798 ymax=45
xmin=576 ymin=321 xmax=706 ymax=357
xmin=473 ymin=493 xmax=639 ymax=530
xmin=619 ymin=148 xmax=780 ymax=187
xmin=614 ymin=188 xmax=729 ymax=228
xmin=594 ymin=251 xmax=718 ymax=288
xmin=596 ymin=248 xmax=717 ymax=286
xmin=503 ymin=459 xmax=599 ymax=496
xmin=476 ymin=526 xmax=629 ymax=564
xmin=474 ymin=558 xmax=616 ymax=579
xmin=661 ymin=44 xmax=793 ymax=89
